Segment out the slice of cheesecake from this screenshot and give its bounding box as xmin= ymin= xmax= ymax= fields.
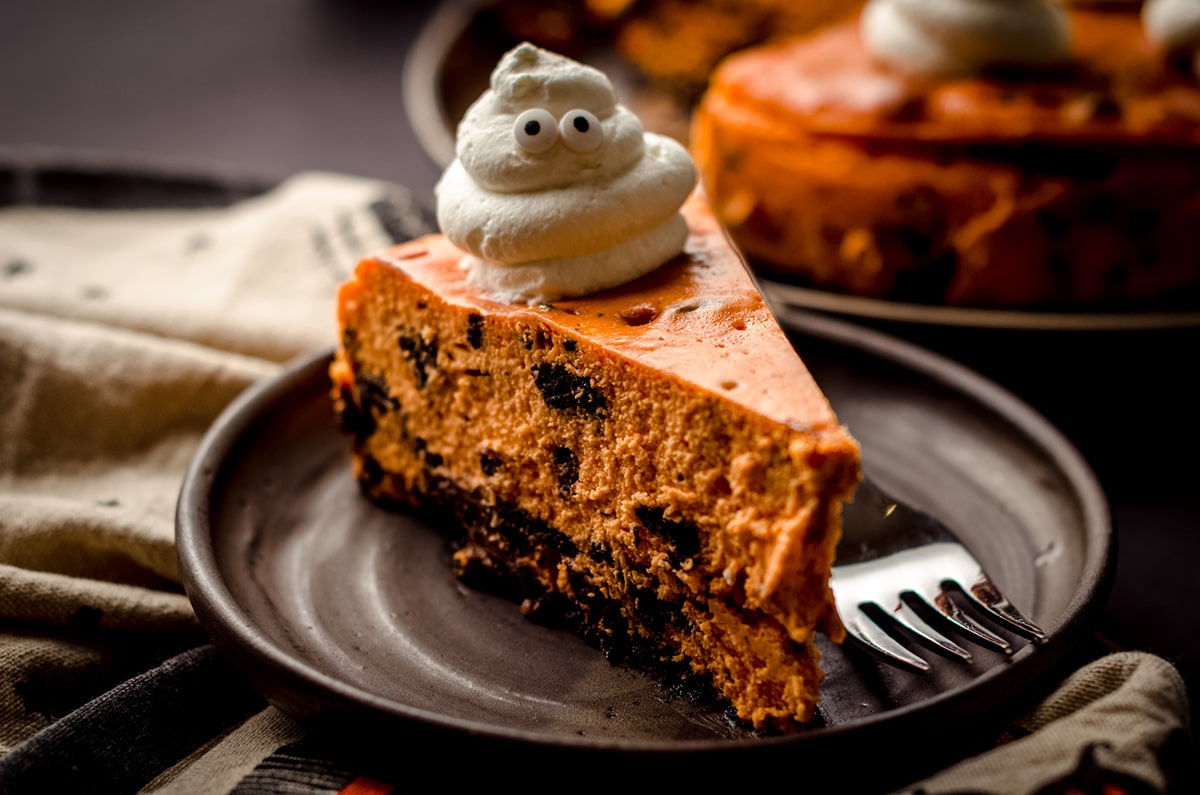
xmin=330 ymin=192 xmax=861 ymax=730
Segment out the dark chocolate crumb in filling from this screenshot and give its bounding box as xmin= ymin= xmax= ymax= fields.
xmin=358 ymin=374 xmax=399 ymax=415
xmin=466 ymin=313 xmax=484 ymax=349
xmin=412 ymin=437 xmax=443 ymax=468
xmin=398 ymin=328 xmax=439 ymax=388
xmin=635 ymin=505 xmax=701 ymax=565
xmin=532 ymin=363 xmax=608 ymax=416
xmin=552 ymin=446 xmax=579 ymax=496
xmin=335 ymin=384 xmax=370 ymax=439
xmin=341 ymin=374 xmax=398 ymax=439
xmin=479 ymin=451 xmax=502 ymax=476
xmin=588 ymin=541 xmax=614 ymax=565
xmin=631 ymin=584 xmax=684 ymax=635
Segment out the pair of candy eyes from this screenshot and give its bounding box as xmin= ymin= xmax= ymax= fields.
xmin=514 ymin=108 xmax=603 ymax=154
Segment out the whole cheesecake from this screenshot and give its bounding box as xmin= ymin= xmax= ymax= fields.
xmin=692 ymin=6 xmax=1200 ymax=308
xmin=330 ymin=190 xmax=860 ymax=730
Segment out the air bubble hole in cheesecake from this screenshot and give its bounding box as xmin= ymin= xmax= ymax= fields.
xmin=618 ymin=304 xmax=659 ymax=326
xmin=435 ymin=42 xmax=697 ymax=305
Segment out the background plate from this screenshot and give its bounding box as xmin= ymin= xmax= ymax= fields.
xmin=404 ymin=0 xmax=1200 ymax=333
xmin=177 ymin=310 xmax=1112 ymax=787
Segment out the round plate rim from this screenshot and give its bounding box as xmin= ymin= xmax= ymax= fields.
xmin=176 ymin=309 xmax=1114 ymax=757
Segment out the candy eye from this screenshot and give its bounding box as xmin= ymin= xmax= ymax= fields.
xmin=559 ymin=109 xmax=603 ymax=153
xmin=514 ymin=108 xmax=558 ymax=153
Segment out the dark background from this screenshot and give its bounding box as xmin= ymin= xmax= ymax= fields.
xmin=0 ymin=1 xmax=443 ymax=196
xmin=3 ymin=0 xmax=1198 ymax=752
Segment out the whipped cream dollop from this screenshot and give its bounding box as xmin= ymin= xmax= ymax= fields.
xmin=435 ymin=43 xmax=697 ymax=304
xmin=1143 ymin=0 xmax=1200 ymax=79
xmin=860 ymin=0 xmax=1072 ymax=78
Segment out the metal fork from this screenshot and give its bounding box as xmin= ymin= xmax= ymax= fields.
xmin=830 ymin=477 xmax=1048 ymax=673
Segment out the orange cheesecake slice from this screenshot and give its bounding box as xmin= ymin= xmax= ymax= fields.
xmin=330 ymin=192 xmax=861 ymax=730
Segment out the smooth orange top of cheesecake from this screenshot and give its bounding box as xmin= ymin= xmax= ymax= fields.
xmin=342 ymin=192 xmax=846 ymax=440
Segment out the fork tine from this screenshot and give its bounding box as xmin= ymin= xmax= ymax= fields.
xmin=843 ymin=607 xmax=932 ymax=674
xmin=834 ymin=477 xmax=1051 ymax=674
xmin=890 ymin=594 xmax=978 ymax=663
xmin=890 ymin=596 xmax=974 ymax=663
xmin=964 ymin=576 xmax=1049 ymax=643
xmin=931 ymin=585 xmax=1014 ymax=653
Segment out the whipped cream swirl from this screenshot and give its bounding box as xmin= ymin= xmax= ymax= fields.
xmin=435 ymin=43 xmax=697 ymax=304
xmin=1143 ymin=0 xmax=1200 ymax=79
xmin=861 ymin=0 xmax=1072 ymax=78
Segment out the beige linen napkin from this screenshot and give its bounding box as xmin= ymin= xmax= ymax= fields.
xmin=907 ymin=651 xmax=1191 ymax=793
xmin=0 ymin=169 xmax=1191 ymax=792
xmin=0 ymin=170 xmax=426 ymax=752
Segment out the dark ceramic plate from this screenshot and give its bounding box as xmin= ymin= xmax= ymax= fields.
xmin=404 ymin=0 xmax=1200 ymax=333
xmin=176 ymin=309 xmax=1112 ymax=786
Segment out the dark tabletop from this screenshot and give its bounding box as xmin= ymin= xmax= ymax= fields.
xmin=3 ymin=0 xmax=1198 ymax=753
